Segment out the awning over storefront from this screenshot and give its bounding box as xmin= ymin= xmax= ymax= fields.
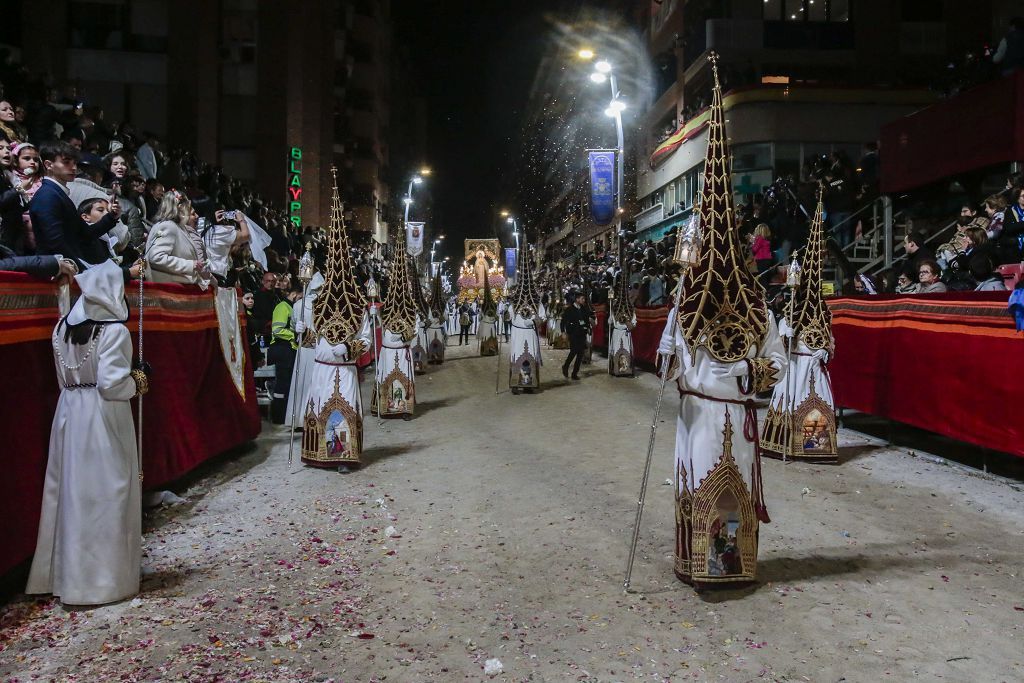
xmin=881 ymin=71 xmax=1024 ymax=193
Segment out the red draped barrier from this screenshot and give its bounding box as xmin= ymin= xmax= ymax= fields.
xmin=827 ymin=293 xmax=1024 ymax=458
xmin=591 ymin=304 xmax=669 ymax=369
xmin=593 ymin=304 xmax=607 ymax=352
xmin=633 ymin=306 xmax=670 ymax=370
xmin=1 ymin=273 xmax=261 ymax=576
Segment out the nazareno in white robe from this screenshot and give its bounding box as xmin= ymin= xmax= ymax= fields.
xmin=286 ymin=272 xmax=325 ymax=420
xmin=411 ymin=315 xmax=428 ymax=372
xmin=425 ymin=313 xmax=446 ymax=364
xmin=27 ymin=321 xmax=141 ymax=605
xmin=608 ymin=310 xmax=635 ymax=377
xmin=301 ymin=314 xmax=373 ymax=468
xmin=373 ymin=328 xmax=415 ymax=417
xmin=760 ymin=319 xmax=837 ymax=461
xmin=658 ymin=307 xmax=786 ymax=586
xmin=477 ymin=313 xmax=499 ymax=355
xmin=445 ymin=303 xmax=459 ymax=335
xmin=508 ymin=308 xmax=542 ymax=389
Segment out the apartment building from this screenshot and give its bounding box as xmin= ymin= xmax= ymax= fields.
xmin=16 ymin=0 xmax=414 ymax=242
xmin=632 ymin=0 xmax=1007 ymax=242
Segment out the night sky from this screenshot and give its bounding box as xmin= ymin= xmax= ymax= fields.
xmin=394 ymin=1 xmax=563 ymax=264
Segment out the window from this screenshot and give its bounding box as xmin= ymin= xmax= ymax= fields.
xmin=900 ymin=0 xmax=936 ymax=21
xmin=732 ymin=143 xmax=772 ymax=173
xmin=764 ymin=0 xmax=852 ymax=22
xmin=69 ymin=0 xmax=127 ymax=50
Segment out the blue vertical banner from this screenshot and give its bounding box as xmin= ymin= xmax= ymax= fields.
xmin=504 ymin=248 xmax=517 ymax=281
xmin=589 ymin=150 xmax=617 ymax=226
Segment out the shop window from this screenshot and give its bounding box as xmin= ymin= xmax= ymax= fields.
xmin=732 ymin=143 xmax=772 ymax=173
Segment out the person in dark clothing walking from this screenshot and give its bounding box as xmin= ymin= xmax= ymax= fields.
xmin=561 ymin=292 xmax=590 ymax=380
xmin=458 ymin=302 xmax=473 ymax=345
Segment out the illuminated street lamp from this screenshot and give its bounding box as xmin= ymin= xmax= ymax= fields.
xmin=587 ymin=56 xmax=627 ymax=263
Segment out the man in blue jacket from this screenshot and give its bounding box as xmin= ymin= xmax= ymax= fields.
xmin=30 ymin=141 xmax=121 ymax=270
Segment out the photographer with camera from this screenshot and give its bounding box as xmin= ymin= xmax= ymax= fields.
xmin=200 ymin=208 xmax=251 ymax=286
xmin=822 ymin=152 xmax=856 ymax=248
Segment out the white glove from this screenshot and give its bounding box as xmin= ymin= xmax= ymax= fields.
xmin=295 ymin=320 xmax=306 ymax=334
xmin=812 ymin=348 xmax=829 ymax=363
xmin=711 ymin=360 xmax=748 ymax=378
xmin=778 ymin=318 xmax=795 ymax=338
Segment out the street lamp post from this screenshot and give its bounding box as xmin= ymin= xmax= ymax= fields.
xmin=588 ymin=57 xmax=627 ymax=265
xmin=506 ymin=216 xmax=521 ymax=284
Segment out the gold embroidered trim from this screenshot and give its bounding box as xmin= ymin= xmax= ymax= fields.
xmin=314 ymin=168 xmax=367 ymax=348
xmin=747 ymin=357 xmax=779 ymax=394
xmin=510 ymin=245 xmax=541 ymax=317
xmin=380 ymin=240 xmax=418 ymax=342
xmin=131 ymin=369 xmax=150 ymax=396
xmin=677 ymin=54 xmax=768 ymax=363
xmin=791 ymin=186 xmax=834 ymax=350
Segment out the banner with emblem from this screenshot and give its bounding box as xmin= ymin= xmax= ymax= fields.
xmin=588 ymin=150 xmax=616 ymax=226
xmin=504 ymin=248 xmax=517 ymax=281
xmin=406 ymin=221 xmax=425 ymax=256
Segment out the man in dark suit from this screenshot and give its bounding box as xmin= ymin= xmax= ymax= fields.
xmin=0 ymin=251 xmax=78 ymax=278
xmin=31 ymin=141 xmax=121 ymax=270
xmin=561 ymin=291 xmax=590 ymax=380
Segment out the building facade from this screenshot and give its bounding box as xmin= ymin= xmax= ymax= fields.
xmin=632 ymin=0 xmax=1011 ymax=242
xmin=15 ymin=0 xmax=413 ymax=243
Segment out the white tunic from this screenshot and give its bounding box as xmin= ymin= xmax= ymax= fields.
xmin=411 ymin=317 xmax=428 ymax=371
xmin=608 ymin=311 xmax=635 ymax=376
xmin=286 ymin=273 xmax=325 ymax=419
xmin=300 ymin=314 xmax=372 ymax=468
xmin=27 ymin=322 xmax=141 ymax=605
xmin=659 ymin=307 xmax=786 ymax=583
xmin=425 ymin=314 xmax=446 ymax=363
xmin=508 ymin=308 xmax=542 ymax=388
xmin=478 ymin=313 xmax=499 ymax=355
xmin=761 ymin=320 xmax=836 ymax=460
xmin=374 ymin=328 xmax=415 ymax=417
xmin=445 ymin=304 xmax=459 ymax=335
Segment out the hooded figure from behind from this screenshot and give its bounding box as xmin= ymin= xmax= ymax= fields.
xmin=27 ymin=259 xmax=149 ymax=605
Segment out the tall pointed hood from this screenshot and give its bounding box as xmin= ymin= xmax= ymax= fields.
xmin=314 ymin=168 xmax=367 ymax=346
xmin=380 ymin=238 xmax=418 ymax=341
xmin=611 ymin=262 xmax=635 ymax=324
xmin=410 ymin=259 xmax=430 ymax=320
xmin=510 ymin=243 xmax=541 ymax=316
xmin=481 ymin=264 xmax=497 ymax=317
xmin=428 ymin=272 xmax=445 ymax=320
xmin=790 ymin=185 xmax=833 ymax=350
xmin=677 ymin=53 xmax=769 ymax=362
xmin=548 ymin=271 xmax=564 ymax=316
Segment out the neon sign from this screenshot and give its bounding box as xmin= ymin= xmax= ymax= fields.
xmin=288 ymin=147 xmax=302 ymax=228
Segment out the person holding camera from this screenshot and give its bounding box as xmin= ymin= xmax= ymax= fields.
xmin=201 ymin=208 xmax=251 ymax=286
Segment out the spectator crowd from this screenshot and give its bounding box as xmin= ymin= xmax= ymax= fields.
xmin=0 ymin=51 xmax=393 ymax=368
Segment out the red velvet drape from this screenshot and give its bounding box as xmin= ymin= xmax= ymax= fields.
xmin=827 ymin=293 xmax=1024 ymax=458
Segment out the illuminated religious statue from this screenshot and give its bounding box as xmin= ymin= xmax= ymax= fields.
xmin=473 ymin=249 xmax=490 ymax=286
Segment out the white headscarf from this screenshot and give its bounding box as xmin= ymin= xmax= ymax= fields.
xmin=66 ymin=259 xmax=128 ymax=326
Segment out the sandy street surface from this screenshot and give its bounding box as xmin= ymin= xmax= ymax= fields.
xmin=2 ymin=340 xmax=1023 ymax=683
